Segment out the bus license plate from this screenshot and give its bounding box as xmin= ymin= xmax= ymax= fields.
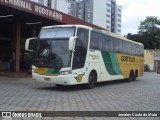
xmin=44 ymin=78 xmax=51 ymax=81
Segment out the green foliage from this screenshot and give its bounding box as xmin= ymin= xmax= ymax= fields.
xmin=139 ymin=16 xmax=160 ymax=34
xmin=127 ymin=16 xmax=160 ymax=49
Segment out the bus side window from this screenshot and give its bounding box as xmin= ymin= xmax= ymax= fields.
xmin=122 ymin=41 xmax=128 ymax=55
xmin=128 ymin=43 xmax=132 ymax=55
xmin=141 ymin=46 xmax=144 ymax=57
xmin=72 ymin=28 xmax=89 ymax=69
xmin=135 ymin=45 xmax=139 ymax=56
xmin=102 ymin=35 xmax=112 ymax=52
xmin=90 ymin=31 xmax=102 ymax=50
xmin=112 ymin=38 xmax=122 ymax=53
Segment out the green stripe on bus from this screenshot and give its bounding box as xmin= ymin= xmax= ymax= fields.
xmin=109 ymin=53 xmax=122 ymax=75
xmin=101 ymin=52 xmax=117 ymax=75
xmin=101 ymin=52 xmax=122 ymax=75
xmin=46 ymin=68 xmax=60 ymax=74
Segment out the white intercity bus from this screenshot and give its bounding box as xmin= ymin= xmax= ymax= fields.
xmin=25 ymin=25 xmax=144 ymax=89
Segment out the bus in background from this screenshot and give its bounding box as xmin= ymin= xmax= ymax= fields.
xmin=25 ymin=25 xmax=144 ymax=89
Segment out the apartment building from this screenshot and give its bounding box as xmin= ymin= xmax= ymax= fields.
xmin=68 ymin=0 xmax=121 ymax=34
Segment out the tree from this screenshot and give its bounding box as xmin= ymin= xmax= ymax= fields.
xmin=138 ymin=16 xmax=160 ymax=49
xmin=126 ymin=33 xmax=145 ymax=46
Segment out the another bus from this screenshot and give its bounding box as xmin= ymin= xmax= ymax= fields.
xmin=25 ymin=25 xmax=144 ymax=89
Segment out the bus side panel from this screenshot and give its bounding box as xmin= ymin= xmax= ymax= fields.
xmin=116 ymin=54 xmax=144 ymax=78
xmin=87 ymin=50 xmax=102 ymax=82
xmin=87 ymin=50 xmax=124 ymax=82
xmin=100 ymin=51 xmax=124 ymax=81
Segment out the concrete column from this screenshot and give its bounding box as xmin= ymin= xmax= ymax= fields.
xmin=12 ymin=22 xmax=21 ymax=72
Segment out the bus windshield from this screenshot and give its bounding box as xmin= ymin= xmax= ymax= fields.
xmin=33 ymin=39 xmax=71 ymax=68
xmin=33 ymin=27 xmax=75 ymax=68
xmin=39 ymin=27 xmax=75 ymax=38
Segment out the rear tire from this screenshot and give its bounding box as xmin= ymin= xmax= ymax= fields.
xmin=85 ymin=71 xmax=96 ymax=89
xmin=132 ymin=73 xmax=136 ymax=81
xmin=128 ymin=71 xmax=134 ymax=82
xmin=133 ymin=70 xmax=138 ymax=81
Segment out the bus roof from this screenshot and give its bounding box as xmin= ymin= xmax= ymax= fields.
xmin=101 ymin=30 xmax=143 ymax=46
xmin=42 ymin=24 xmax=93 ymax=30
xmin=41 ymin=24 xmax=143 ymax=46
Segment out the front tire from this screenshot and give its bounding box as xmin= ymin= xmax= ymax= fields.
xmin=85 ymin=71 xmax=96 ymax=89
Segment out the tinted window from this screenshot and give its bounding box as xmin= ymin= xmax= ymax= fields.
xmin=140 ymin=46 xmax=144 ymax=56
xmin=135 ymin=45 xmax=140 ymax=56
xmin=102 ymin=35 xmax=112 ymax=52
xmin=72 ymin=28 xmax=89 ymax=69
xmin=90 ymin=31 xmax=102 ymax=50
xmin=40 ymin=27 xmax=75 ymax=38
xmin=133 ymin=44 xmax=137 ymax=56
xmin=112 ymin=38 xmax=122 ymax=53
xmin=122 ymin=41 xmax=128 ymax=54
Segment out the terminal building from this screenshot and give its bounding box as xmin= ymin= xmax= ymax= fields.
xmin=0 ymin=0 xmax=105 ymax=73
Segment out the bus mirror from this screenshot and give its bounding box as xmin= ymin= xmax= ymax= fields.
xmin=25 ymin=37 xmax=37 ymax=51
xmin=69 ymin=36 xmax=77 ymax=51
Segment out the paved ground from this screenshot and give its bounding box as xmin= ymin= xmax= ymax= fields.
xmin=0 ymin=72 xmax=160 ymax=120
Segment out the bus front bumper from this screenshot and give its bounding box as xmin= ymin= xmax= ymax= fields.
xmin=32 ymin=73 xmax=76 ymax=85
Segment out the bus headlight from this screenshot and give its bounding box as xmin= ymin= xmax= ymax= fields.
xmin=32 ymin=68 xmax=37 ymax=73
xmin=59 ymin=70 xmax=72 ymax=75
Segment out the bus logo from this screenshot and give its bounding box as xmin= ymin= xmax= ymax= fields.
xmin=2 ymin=112 xmax=12 ymax=117
xmin=121 ymin=56 xmax=135 ymax=62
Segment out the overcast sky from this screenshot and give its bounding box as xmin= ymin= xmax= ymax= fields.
xmin=116 ymin=0 xmax=160 ymax=35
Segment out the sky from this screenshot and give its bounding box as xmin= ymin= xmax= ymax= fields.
xmin=116 ymin=0 xmax=160 ymax=36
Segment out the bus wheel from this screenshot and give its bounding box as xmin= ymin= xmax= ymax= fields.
xmin=85 ymin=71 xmax=96 ymax=89
xmin=128 ymin=71 xmax=134 ymax=82
xmin=132 ymin=74 xmax=136 ymax=81
xmin=133 ymin=70 xmax=138 ymax=81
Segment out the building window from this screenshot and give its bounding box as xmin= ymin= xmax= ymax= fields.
xmin=107 ymin=9 xmax=111 ymax=12
xmin=106 ymin=20 xmax=110 ymax=23
xmin=38 ymin=0 xmax=43 ymax=4
xmin=106 ymin=26 xmax=110 ymax=29
xmin=118 ymin=9 xmax=121 ymax=12
xmin=47 ymin=0 xmax=51 ymax=7
xmin=118 ymin=19 xmax=121 ymax=22
xmin=117 ymin=29 xmax=121 ymax=32
xmin=106 ymin=3 xmax=110 ymax=7
xmin=118 ymin=24 xmax=121 ymax=27
xmin=118 ymin=14 xmax=121 ymax=17
xmin=106 ymin=14 xmax=110 ymax=18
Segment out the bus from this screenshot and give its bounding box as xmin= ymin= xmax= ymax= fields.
xmin=25 ymin=25 xmax=144 ymax=89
